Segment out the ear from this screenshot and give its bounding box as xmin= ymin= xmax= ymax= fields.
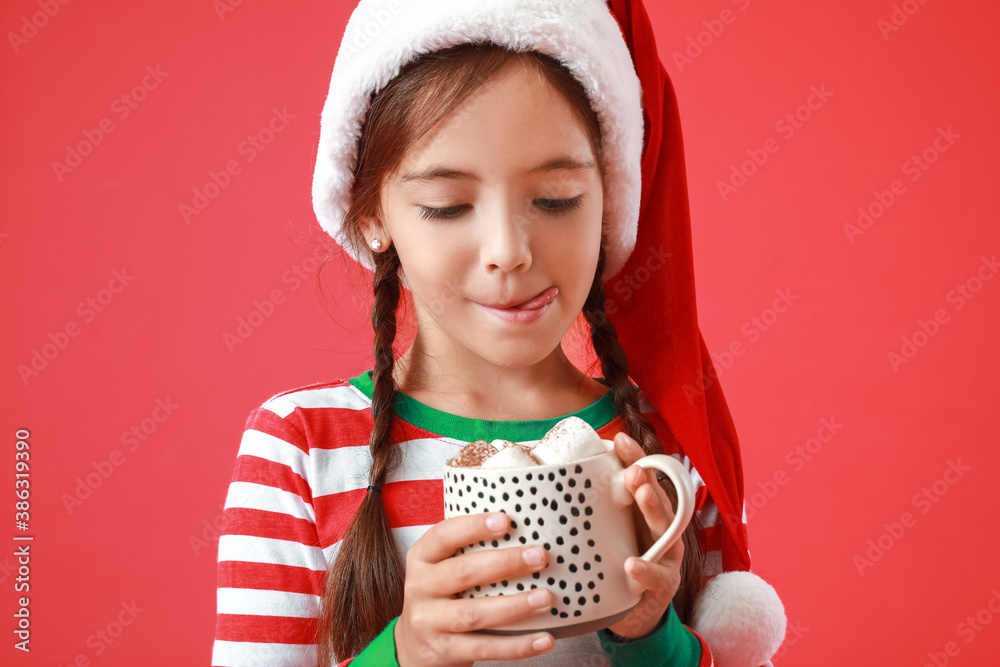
xmin=360 ymin=217 xmax=392 ymax=252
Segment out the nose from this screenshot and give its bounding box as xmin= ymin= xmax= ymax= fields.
xmin=481 ymin=200 xmax=532 ymax=274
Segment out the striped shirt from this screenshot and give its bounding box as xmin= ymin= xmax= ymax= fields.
xmin=212 ymin=371 xmax=736 ymax=666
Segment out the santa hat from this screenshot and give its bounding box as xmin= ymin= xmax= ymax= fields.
xmin=311 ymin=1 xmax=785 ymax=664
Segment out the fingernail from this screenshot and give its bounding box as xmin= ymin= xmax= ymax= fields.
xmin=532 ymin=635 xmax=553 ymax=651
xmin=629 ymin=558 xmax=647 ymax=575
xmin=486 ymin=514 xmax=506 ymax=531
xmin=528 ymin=589 xmax=550 ymax=608
xmin=523 ymin=547 xmax=545 ymax=567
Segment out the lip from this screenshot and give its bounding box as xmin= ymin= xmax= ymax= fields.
xmin=478 ymin=287 xmax=559 ymax=324
xmin=482 ymin=287 xmax=559 ymax=310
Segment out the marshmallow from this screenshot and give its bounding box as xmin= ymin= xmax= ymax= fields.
xmin=447 ymin=418 xmax=612 ymax=469
xmin=530 ymin=416 xmax=607 ymax=465
xmin=482 ymin=442 xmax=537 ymax=469
xmin=448 ymin=440 xmax=498 ymax=467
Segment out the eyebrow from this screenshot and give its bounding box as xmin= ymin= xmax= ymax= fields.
xmin=398 ymin=156 xmax=596 ymax=185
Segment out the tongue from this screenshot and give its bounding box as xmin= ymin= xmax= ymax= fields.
xmin=516 ymin=287 xmax=558 ymax=310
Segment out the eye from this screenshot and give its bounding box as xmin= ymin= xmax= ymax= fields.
xmin=417 ymin=204 xmax=469 ymax=221
xmin=535 ymin=196 xmax=584 ymax=215
xmin=416 ymin=196 xmax=585 ymax=221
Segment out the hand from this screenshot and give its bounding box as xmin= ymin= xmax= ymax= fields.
xmin=606 ymin=432 xmax=685 ymax=639
xmin=394 ymin=512 xmax=557 ymax=667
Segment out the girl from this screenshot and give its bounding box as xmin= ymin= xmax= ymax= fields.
xmin=212 ymin=1 xmax=785 ymax=665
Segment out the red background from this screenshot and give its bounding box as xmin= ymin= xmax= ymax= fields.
xmin=2 ymin=1 xmax=999 ymax=665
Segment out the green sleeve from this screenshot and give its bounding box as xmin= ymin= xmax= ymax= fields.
xmin=349 ymin=616 xmax=401 ymax=667
xmin=596 ymin=602 xmax=701 ymax=666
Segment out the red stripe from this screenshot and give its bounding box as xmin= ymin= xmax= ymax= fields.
xmin=695 ymin=486 xmax=709 ymax=512
xmin=269 ymin=378 xmax=352 ymax=399
xmin=701 ymin=524 xmax=726 ymax=552
xmin=215 ymin=613 xmax=318 ymax=645
xmin=394 ymin=418 xmax=452 ymax=443
xmin=230 ymin=455 xmax=313 ymax=505
xmin=222 ymin=506 xmax=320 ymax=545
xmin=218 ymin=561 xmax=324 ymax=596
xmin=280 ymin=405 xmax=448 ymax=453
xmin=315 ymin=488 xmax=365 ymax=545
xmin=286 ymin=406 xmax=373 ymax=451
xmin=595 ymin=415 xmax=626 ymax=440
xmin=245 ymin=408 xmax=309 ymax=454
xmin=313 ymin=479 xmax=445 ymax=546
xmin=384 ymin=479 xmax=445 ymax=527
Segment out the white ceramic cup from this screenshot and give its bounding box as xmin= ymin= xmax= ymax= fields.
xmin=443 ymin=442 xmax=696 ymax=637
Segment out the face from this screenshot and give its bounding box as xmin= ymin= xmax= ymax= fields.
xmin=375 ymin=62 xmax=605 ymax=374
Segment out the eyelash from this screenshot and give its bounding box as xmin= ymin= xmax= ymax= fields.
xmin=417 ymin=196 xmax=585 ymax=221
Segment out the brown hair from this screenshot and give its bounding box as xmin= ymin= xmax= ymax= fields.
xmin=317 ymin=42 xmax=705 ymax=664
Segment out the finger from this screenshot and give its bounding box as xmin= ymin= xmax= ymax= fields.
xmin=411 ymin=512 xmax=510 ymax=564
xmin=415 ymin=543 xmax=550 ymax=598
xmin=613 ymin=432 xmax=644 ymax=466
xmin=431 ymin=587 xmax=555 ymax=635
xmin=623 ymin=464 xmax=658 ymax=499
xmin=635 ymin=480 xmax=677 ymax=538
xmin=625 ymin=555 xmax=683 ymax=601
xmin=611 ymin=557 xmax=681 ymax=638
xmin=430 ymin=627 xmax=555 ymax=663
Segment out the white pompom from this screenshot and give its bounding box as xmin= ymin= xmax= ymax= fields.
xmin=690 ymin=571 xmax=786 ymax=667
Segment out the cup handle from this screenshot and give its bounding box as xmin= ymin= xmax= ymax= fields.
xmin=629 ymin=454 xmax=697 ymax=563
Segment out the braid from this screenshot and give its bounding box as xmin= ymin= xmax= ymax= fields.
xmin=369 ymin=246 xmax=405 ymax=488
xmin=582 ymin=243 xmax=706 ymax=623
xmin=319 ymin=246 xmax=406 ymax=664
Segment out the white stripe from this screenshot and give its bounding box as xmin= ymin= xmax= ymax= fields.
xmin=395 ymin=523 xmax=433 ymax=557
xmin=238 ymin=429 xmax=309 ymax=480
xmin=698 ymin=502 xmax=719 ymax=528
xmin=263 ymin=383 xmax=370 ymax=418
xmin=211 ymin=640 xmax=316 ymax=667
xmin=225 ymin=482 xmax=315 ymax=523
xmin=666 ymin=452 xmax=706 ymax=491
xmin=321 ymin=524 xmax=432 ymax=565
xmin=686 ymin=459 xmax=706 ymax=490
xmin=217 ymin=587 xmax=320 ymax=618
xmin=703 ymin=549 xmax=723 ymax=578
xmin=311 ymin=437 xmax=463 ymax=497
xmin=218 ymin=535 xmax=327 ymax=571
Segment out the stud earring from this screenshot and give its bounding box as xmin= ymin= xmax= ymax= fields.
xmin=370 ymin=238 xmax=382 ymax=251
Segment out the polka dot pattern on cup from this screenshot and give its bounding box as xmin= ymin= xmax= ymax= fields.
xmin=445 ymin=464 xmax=608 ymax=619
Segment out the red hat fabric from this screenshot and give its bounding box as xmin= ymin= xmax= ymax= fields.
xmin=605 ymin=0 xmax=752 ymax=573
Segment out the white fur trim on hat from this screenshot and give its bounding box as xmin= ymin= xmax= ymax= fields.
xmin=690 ymin=571 xmax=787 ymax=667
xmin=311 ymin=0 xmax=644 ymax=280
